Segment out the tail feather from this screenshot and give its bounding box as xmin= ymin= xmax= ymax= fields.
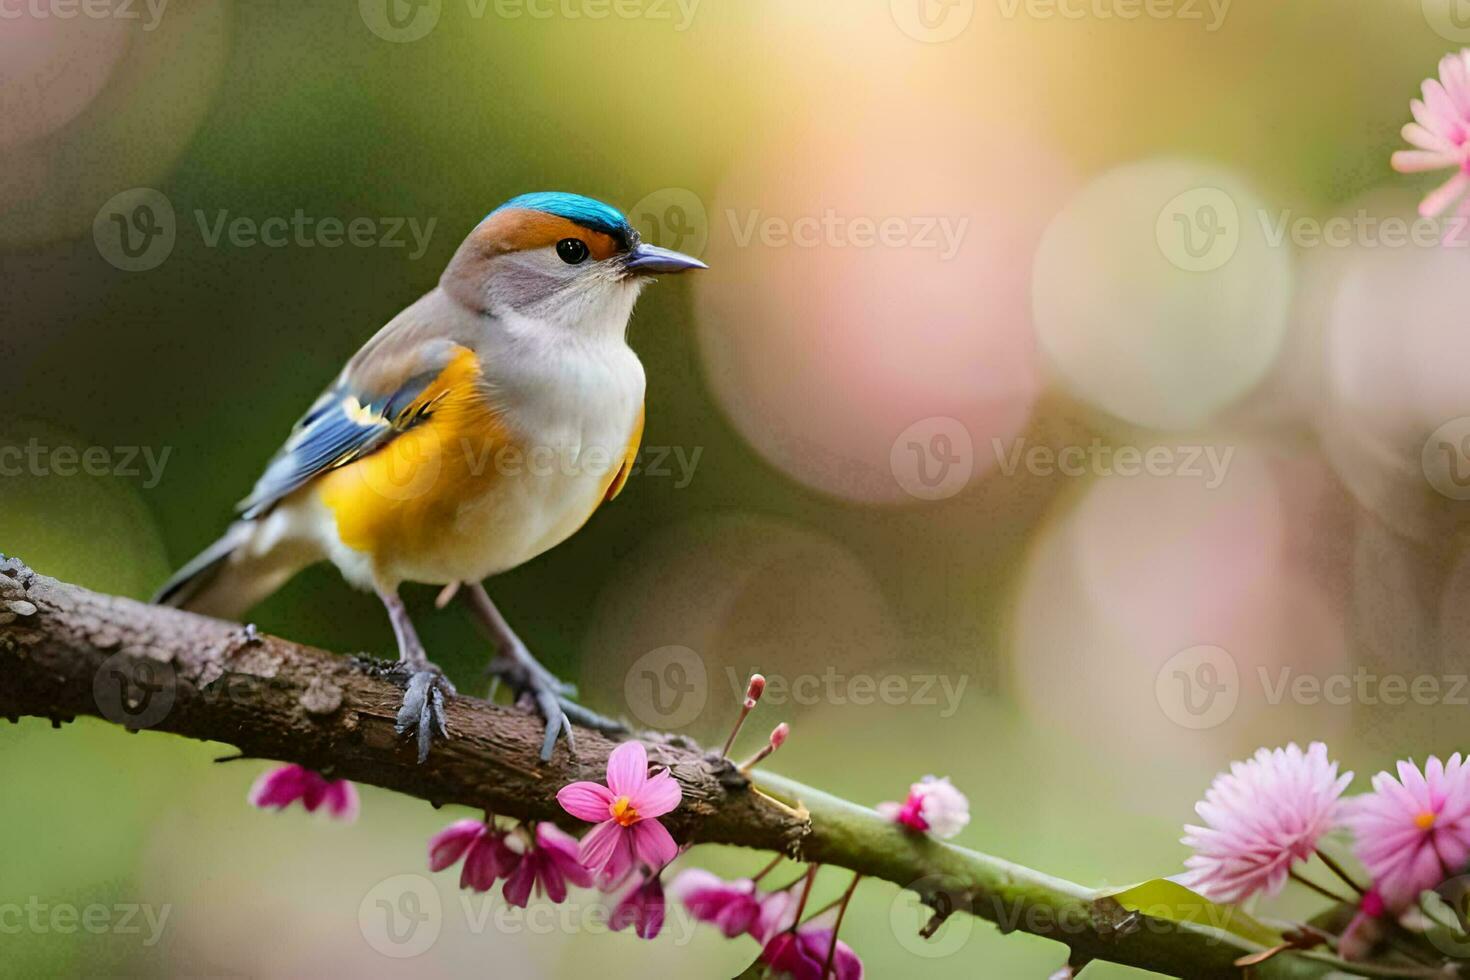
xmin=154 ymin=521 xmax=311 ymax=621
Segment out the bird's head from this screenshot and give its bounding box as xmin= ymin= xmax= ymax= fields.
xmin=442 ymin=191 xmax=706 ymax=332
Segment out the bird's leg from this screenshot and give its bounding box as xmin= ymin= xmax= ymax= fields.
xmin=378 ymin=586 xmax=454 ymax=763
xmin=460 ymin=581 xmax=625 ymax=760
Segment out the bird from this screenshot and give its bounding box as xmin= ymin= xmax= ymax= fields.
xmin=153 ymin=191 xmax=707 ymax=762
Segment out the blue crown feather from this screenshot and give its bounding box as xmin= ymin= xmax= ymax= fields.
xmin=493 ymin=192 xmax=633 ymax=241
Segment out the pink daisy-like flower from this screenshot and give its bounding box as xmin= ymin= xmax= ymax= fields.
xmin=610 ymin=872 xmax=666 ymax=940
xmin=1339 ymin=754 xmax=1470 ymax=911
xmin=668 ymin=868 xmax=764 ymax=938
xmin=248 ymin=764 xmax=359 ymax=822
xmin=556 ymin=741 xmax=682 ymax=881
xmin=1180 ymin=742 xmax=1352 ymax=904
xmin=759 ymin=914 xmax=864 ymax=980
xmin=876 ymin=775 xmax=970 ymax=839
xmin=502 ymin=823 xmax=593 ymax=907
xmin=428 ymin=819 xmax=520 ymax=892
xmin=1392 ymin=50 xmax=1470 ymax=221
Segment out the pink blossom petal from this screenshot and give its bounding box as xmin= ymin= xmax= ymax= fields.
xmin=631 ymin=817 xmax=678 ymax=871
xmin=461 ymin=833 xmax=516 ymax=892
xmin=578 ymin=820 xmax=627 ymax=872
xmin=601 ymin=832 xmax=635 ymax=884
xmin=630 ymin=769 xmax=683 ymax=820
xmin=501 ymin=857 xmax=536 ymax=907
xmin=428 ymin=819 xmax=485 ymax=872
xmin=248 ymin=765 xmax=309 ymax=809
xmin=611 ymin=876 xmax=665 ymax=940
xmin=557 ymin=781 xmax=617 ymax=822
xmin=605 ymin=741 xmax=649 ymax=798
xmin=537 ymin=824 xmax=594 ymax=888
xmin=322 ymin=781 xmax=360 ymax=823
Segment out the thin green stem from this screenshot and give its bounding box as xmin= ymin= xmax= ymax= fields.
xmin=1315 ymin=848 xmax=1367 ymax=896
xmin=1290 ymin=869 xmax=1355 ymax=906
xmin=822 ymin=873 xmax=862 ymax=979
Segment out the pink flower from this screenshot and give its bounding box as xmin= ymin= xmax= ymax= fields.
xmin=428 ymin=819 xmax=520 ymax=892
xmin=752 ymin=886 xmax=800 ymax=944
xmin=759 ymin=916 xmax=864 ymax=980
xmin=502 ymin=823 xmax=593 ymax=907
xmin=610 ymin=872 xmax=666 ymax=940
xmin=1180 ymin=742 xmax=1352 ymax=904
xmin=556 ymin=741 xmax=682 ymax=881
xmin=668 ymin=869 xmax=763 ymax=938
xmin=248 ymin=764 xmax=359 ymax=822
xmin=1339 ymin=754 xmax=1470 ymax=911
xmin=876 ymin=775 xmax=970 ymax=839
xmin=1392 ymin=50 xmax=1470 ymax=221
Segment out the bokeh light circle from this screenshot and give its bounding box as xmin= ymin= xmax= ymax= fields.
xmin=694 ymin=109 xmax=1073 ymax=504
xmin=1322 ymin=231 xmax=1470 ymax=541
xmin=0 ymin=0 xmax=230 ymax=248
xmin=1032 ymin=158 xmax=1293 ymax=431
xmin=0 ymin=3 xmax=131 ymax=150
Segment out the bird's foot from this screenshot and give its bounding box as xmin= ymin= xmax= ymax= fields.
xmin=487 ymin=646 xmax=626 ymax=761
xmin=393 ymin=665 xmax=455 ymax=763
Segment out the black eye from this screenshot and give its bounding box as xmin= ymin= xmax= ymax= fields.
xmin=556 ymin=238 xmax=590 ymax=265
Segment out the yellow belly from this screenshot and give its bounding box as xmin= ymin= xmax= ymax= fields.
xmin=313 ymin=348 xmax=643 ymax=586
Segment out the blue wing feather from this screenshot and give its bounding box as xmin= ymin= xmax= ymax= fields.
xmin=238 ymin=370 xmax=440 ymax=519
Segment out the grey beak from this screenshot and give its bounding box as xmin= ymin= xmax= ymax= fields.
xmin=624 ymin=242 xmax=708 ymax=275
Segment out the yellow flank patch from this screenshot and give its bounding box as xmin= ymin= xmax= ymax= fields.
xmin=602 ymin=404 xmax=644 ymax=504
xmin=316 ymin=347 xmax=508 ymax=562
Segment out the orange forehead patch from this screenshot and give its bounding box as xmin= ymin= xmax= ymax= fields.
xmin=474 ymin=208 xmax=622 ymax=261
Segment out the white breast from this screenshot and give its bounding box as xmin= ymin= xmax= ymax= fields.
xmin=438 ymin=321 xmax=646 ymax=583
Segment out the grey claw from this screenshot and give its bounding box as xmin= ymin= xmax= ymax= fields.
xmin=395 ymin=670 xmax=451 ymax=763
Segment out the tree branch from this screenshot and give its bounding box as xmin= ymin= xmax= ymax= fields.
xmin=0 ymin=556 xmax=1358 ymax=978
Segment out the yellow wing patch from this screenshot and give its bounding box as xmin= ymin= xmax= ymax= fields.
xmin=316 ymin=347 xmax=509 ymax=559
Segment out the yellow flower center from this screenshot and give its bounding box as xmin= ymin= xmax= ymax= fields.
xmin=1415 ymin=810 xmax=1437 ymax=831
xmin=610 ymin=796 xmax=639 ymax=827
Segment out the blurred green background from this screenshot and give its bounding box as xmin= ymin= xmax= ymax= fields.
xmin=5 ymin=0 xmax=1470 ymax=975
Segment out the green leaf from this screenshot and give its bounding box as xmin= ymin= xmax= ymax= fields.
xmin=732 ymin=955 xmax=770 ymax=979
xmin=1098 ymin=878 xmax=1284 ymax=948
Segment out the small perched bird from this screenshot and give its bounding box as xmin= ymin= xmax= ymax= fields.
xmin=154 ymin=192 xmax=706 ymax=761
